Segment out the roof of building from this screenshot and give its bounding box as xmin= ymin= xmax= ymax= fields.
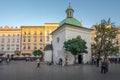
xmin=44 ymin=44 xmax=53 ymax=51
xmin=59 ymin=18 xmax=82 ymax=27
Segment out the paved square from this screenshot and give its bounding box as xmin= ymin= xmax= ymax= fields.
xmin=0 ymin=61 xmax=120 ymax=80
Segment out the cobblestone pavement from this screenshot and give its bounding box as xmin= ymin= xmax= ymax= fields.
xmin=0 ymin=61 xmax=120 ymax=80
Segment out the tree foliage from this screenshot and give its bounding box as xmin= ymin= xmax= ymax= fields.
xmin=92 ymin=19 xmax=118 ymax=58
xmin=33 ymin=49 xmax=43 ymax=56
xmin=63 ymin=36 xmax=87 ymax=64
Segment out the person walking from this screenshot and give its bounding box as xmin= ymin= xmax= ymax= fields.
xmin=36 ymin=58 xmax=40 ymax=68
xmin=101 ymin=59 xmax=106 ymax=74
xmin=96 ymin=57 xmax=99 ymax=67
xmin=59 ymin=58 xmax=63 ymax=66
xmin=101 ymin=58 xmax=110 ymax=74
xmin=105 ymin=58 xmax=110 ymax=73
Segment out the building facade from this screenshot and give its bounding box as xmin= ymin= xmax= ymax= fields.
xmin=21 ymin=23 xmax=58 ymax=55
xmin=0 ymin=26 xmax=21 ymax=55
xmin=0 ymin=23 xmax=58 ymax=56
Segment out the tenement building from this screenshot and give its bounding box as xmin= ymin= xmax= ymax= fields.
xmin=0 ymin=26 xmax=21 ymax=55
xmin=21 ymin=23 xmax=58 ymax=55
xmin=0 ymin=23 xmax=58 ymax=56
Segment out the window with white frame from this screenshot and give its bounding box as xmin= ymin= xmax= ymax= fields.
xmin=40 ymin=45 xmax=42 ymax=49
xmin=17 ymin=39 xmax=19 ymax=43
xmin=7 ymin=45 xmax=10 ymax=50
xmin=34 ymin=31 xmax=37 ymax=35
xmin=16 ymin=45 xmax=19 ymax=50
xmin=2 ymin=34 xmax=5 ymax=37
xmin=28 ymin=31 xmax=31 ymax=35
xmin=40 ymin=32 xmax=42 ymax=35
xmin=2 ymin=38 xmax=4 ymax=43
xmin=13 ymin=34 xmax=15 ymax=37
xmin=8 ymin=39 xmax=10 ymax=43
xmin=34 ymin=37 xmax=37 ymax=42
xmin=23 ymin=37 xmax=26 ymax=42
xmin=28 ymin=36 xmax=30 ymax=42
xmin=24 ymin=32 xmax=26 ymax=35
xmin=17 ymin=34 xmax=19 ymax=36
xmin=23 ymin=44 xmax=26 ymax=49
xmin=11 ymin=44 xmax=14 ymax=50
xmin=28 ymin=44 xmax=30 ymax=49
xmin=8 ymin=34 xmax=10 ymax=36
xmin=34 ymin=44 xmax=37 ymax=49
xmin=12 ymin=39 xmax=15 ymax=43
xmin=1 ymin=45 xmax=4 ymax=50
xmin=40 ymin=36 xmax=42 ymax=42
xmin=46 ymin=36 xmax=49 ymax=41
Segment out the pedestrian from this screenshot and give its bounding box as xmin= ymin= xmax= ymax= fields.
xmin=59 ymin=58 xmax=63 ymax=66
xmin=26 ymin=57 xmax=29 ymax=62
xmin=119 ymin=57 xmax=120 ymax=63
xmin=6 ymin=58 xmax=10 ymax=64
xmin=105 ymin=58 xmax=110 ymax=73
xmin=101 ymin=59 xmax=106 ymax=74
xmin=96 ymin=57 xmax=99 ymax=67
xmin=36 ymin=58 xmax=40 ymax=68
xmin=92 ymin=56 xmax=95 ymax=65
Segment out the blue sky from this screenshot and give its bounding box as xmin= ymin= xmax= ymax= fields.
xmin=0 ymin=0 xmax=120 ymax=28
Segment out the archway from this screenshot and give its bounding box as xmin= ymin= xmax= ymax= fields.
xmin=78 ymin=55 xmax=83 ymax=64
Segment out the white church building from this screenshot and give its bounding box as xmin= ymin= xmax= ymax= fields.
xmin=45 ymin=5 xmax=92 ymax=65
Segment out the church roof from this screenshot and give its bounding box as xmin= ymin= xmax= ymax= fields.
xmin=44 ymin=44 xmax=53 ymax=51
xmin=51 ymin=3 xmax=91 ymax=35
xmin=59 ymin=17 xmax=82 ymax=27
xmin=66 ymin=6 xmax=74 ymax=12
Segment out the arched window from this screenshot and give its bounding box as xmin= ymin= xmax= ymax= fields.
xmin=40 ymin=32 xmax=42 ymax=35
xmin=8 ymin=34 xmax=10 ymax=36
xmin=40 ymin=36 xmax=42 ymax=42
xmin=57 ymin=37 xmax=60 ymax=43
xmin=17 ymin=34 xmax=19 ymax=36
xmin=47 ymin=31 xmax=49 ymax=35
xmin=2 ymin=34 xmax=5 ymax=36
xmin=24 ymin=32 xmax=26 ymax=35
xmin=34 ymin=31 xmax=37 ymax=35
xmin=13 ymin=34 xmax=15 ymax=37
xmin=28 ymin=31 xmax=30 ymax=35
xmin=28 ymin=36 xmax=31 ymax=42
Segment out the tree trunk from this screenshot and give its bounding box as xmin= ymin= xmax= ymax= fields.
xmin=97 ymin=50 xmax=100 ymax=67
xmin=74 ymin=55 xmax=76 ymax=64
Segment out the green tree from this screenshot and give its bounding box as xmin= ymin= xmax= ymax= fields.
xmin=92 ymin=19 xmax=118 ymax=59
xmin=33 ymin=49 xmax=43 ymax=56
xmin=64 ymin=36 xmax=87 ymax=64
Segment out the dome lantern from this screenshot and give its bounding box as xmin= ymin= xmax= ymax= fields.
xmin=66 ymin=2 xmax=74 ymax=18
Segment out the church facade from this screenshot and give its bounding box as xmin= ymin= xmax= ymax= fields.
xmin=51 ymin=5 xmax=92 ymax=65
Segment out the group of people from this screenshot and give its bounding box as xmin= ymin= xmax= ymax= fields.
xmin=92 ymin=56 xmax=110 ymax=74
xmin=5 ymin=54 xmax=11 ymax=64
xmin=109 ymin=57 xmax=120 ymax=63
xmin=101 ymin=58 xmax=110 ymax=74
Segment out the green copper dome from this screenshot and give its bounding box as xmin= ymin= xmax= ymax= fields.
xmin=59 ymin=4 xmax=82 ymax=27
xmin=59 ymin=18 xmax=82 ymax=27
